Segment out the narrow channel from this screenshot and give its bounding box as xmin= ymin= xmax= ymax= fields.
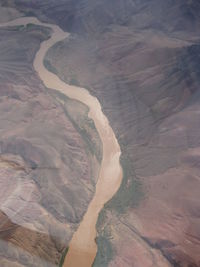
xmin=0 ymin=17 xmax=123 ymax=267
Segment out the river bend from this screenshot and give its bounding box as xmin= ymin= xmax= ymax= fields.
xmin=0 ymin=17 xmax=123 ymax=267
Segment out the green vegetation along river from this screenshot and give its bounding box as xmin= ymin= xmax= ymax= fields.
xmin=0 ymin=17 xmax=123 ymax=267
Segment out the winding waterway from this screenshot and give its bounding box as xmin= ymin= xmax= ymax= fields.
xmin=0 ymin=17 xmax=123 ymax=267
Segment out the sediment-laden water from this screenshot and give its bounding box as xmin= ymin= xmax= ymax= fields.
xmin=0 ymin=17 xmax=123 ymax=267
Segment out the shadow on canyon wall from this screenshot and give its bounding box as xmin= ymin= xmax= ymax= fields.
xmin=1 ymin=0 xmax=200 ymax=266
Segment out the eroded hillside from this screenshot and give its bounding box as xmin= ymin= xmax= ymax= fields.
xmin=0 ymin=10 xmax=102 ymax=267
xmin=1 ymin=1 xmax=200 ymax=266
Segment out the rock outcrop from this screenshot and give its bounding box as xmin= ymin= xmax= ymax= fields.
xmin=0 ymin=19 xmax=101 ymax=266
xmin=1 ymin=1 xmax=200 ymax=266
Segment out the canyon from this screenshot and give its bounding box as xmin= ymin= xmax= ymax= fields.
xmin=1 ymin=1 xmax=200 ymax=267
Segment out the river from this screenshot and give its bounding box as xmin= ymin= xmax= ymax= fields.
xmin=0 ymin=17 xmax=123 ymax=267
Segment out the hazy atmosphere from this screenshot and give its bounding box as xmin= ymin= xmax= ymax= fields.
xmin=0 ymin=1 xmax=200 ymax=267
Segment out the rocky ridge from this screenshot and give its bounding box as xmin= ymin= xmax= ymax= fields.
xmin=0 ymin=13 xmax=102 ymax=267
xmin=1 ymin=1 xmax=200 ymax=266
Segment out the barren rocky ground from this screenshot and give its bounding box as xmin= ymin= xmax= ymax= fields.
xmin=1 ymin=0 xmax=200 ymax=267
xmin=0 ymin=5 xmax=102 ymax=266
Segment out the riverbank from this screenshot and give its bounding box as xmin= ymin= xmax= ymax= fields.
xmin=0 ymin=16 xmax=123 ymax=267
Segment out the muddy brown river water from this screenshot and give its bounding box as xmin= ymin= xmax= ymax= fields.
xmin=0 ymin=17 xmax=123 ymax=267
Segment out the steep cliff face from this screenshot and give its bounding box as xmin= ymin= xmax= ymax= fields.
xmin=0 ymin=21 xmax=101 ymax=267
xmin=1 ymin=1 xmax=200 ymax=266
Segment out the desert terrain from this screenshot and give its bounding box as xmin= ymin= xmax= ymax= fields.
xmin=0 ymin=5 xmax=102 ymax=267
xmin=0 ymin=1 xmax=200 ymax=267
